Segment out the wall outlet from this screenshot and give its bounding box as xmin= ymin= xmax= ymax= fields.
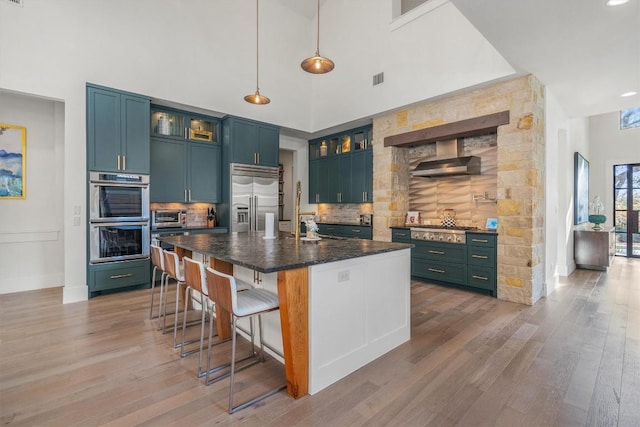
xmin=338 ymin=270 xmax=350 ymax=282
xmin=73 ymin=205 xmax=81 ymax=215
xmin=72 ymin=216 xmax=80 ymax=226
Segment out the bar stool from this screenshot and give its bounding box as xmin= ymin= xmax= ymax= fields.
xmin=149 ymin=244 xmax=167 ymax=320
xmin=180 ymin=256 xmax=215 ymax=376
xmin=205 ymin=267 xmax=286 ymax=414
xmin=162 ymin=249 xmax=185 ymax=347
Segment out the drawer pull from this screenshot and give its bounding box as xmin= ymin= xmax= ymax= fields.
xmin=396 ymin=233 xmax=407 ymax=236
xmin=472 ymin=255 xmax=488 ymax=259
xmin=472 ymin=275 xmax=488 ymax=281
xmin=110 ymin=273 xmax=134 ymax=280
xmin=471 ymin=238 xmax=489 ymax=243
xmin=428 ymin=250 xmax=445 ymax=255
xmin=352 ymin=229 xmax=361 ymax=233
xmin=428 ymin=268 xmax=445 ymax=274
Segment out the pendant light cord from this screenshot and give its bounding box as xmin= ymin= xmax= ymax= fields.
xmin=316 ymin=0 xmax=320 ymax=54
xmin=256 ymin=0 xmax=260 ymax=91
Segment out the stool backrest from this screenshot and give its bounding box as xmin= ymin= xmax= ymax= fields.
xmin=163 ymin=249 xmax=179 ymax=280
xmin=183 ymin=256 xmax=208 ymax=296
xmin=150 ymin=244 xmax=164 ymax=270
xmin=205 ymin=267 xmax=238 ymax=315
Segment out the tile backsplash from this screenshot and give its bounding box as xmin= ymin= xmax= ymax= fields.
xmin=317 ymin=203 xmax=373 ymax=224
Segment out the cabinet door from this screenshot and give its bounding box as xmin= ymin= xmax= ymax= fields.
xmin=87 ymin=86 xmax=120 ymax=172
xmin=257 ymin=125 xmax=279 ymax=167
xmin=339 ymin=155 xmax=352 ymax=203
xmin=325 ymin=156 xmax=341 ymax=203
xmin=150 ymin=138 xmax=187 ymax=202
xmin=188 ymin=142 xmax=221 ymax=202
xmin=309 ymin=159 xmax=320 ymax=203
xmin=121 ymin=94 xmax=150 ymax=174
xmin=351 ymin=151 xmax=366 ymax=203
xmin=364 ymin=148 xmax=373 ymax=202
xmin=231 ymin=119 xmax=258 ymax=165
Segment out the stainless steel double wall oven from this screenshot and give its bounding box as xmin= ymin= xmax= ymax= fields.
xmin=89 ymin=171 xmax=150 ymax=263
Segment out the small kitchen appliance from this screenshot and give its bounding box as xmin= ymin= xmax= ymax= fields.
xmin=152 ymin=210 xmax=186 ymax=229
xmin=360 ymin=214 xmax=373 ymax=226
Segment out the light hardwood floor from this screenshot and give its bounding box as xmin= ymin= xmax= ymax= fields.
xmin=1 ymin=258 xmax=638 ymax=426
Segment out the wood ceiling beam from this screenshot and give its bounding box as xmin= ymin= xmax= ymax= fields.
xmin=383 ymin=111 xmax=510 ymax=147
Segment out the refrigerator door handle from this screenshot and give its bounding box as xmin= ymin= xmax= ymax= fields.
xmin=249 ymin=196 xmax=253 ymax=232
xmin=254 ymin=195 xmax=258 ymax=231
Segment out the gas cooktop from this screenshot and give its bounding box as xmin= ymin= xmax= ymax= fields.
xmin=409 ymin=225 xmax=478 ymax=231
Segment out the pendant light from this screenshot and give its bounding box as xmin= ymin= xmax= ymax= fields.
xmin=301 ymin=0 xmax=334 ymax=74
xmin=244 ymin=0 xmax=270 ymax=104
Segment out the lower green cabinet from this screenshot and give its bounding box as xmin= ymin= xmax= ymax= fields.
xmin=317 ymin=223 xmax=372 ymax=240
xmin=88 ymin=259 xmax=150 ymax=298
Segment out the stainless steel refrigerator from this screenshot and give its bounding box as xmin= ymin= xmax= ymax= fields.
xmin=230 ymin=163 xmax=279 ymax=233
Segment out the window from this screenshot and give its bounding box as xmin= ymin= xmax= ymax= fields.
xmin=401 ymin=0 xmax=429 ymax=14
xmin=620 ymin=106 xmax=640 ymax=129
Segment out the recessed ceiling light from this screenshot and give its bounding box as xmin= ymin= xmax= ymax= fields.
xmin=621 ymin=91 xmax=637 ymax=97
xmin=606 ymin=0 xmax=629 ymax=6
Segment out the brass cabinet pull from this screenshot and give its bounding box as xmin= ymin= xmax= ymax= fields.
xmin=184 ymin=189 xmax=188 ymax=202
xmin=472 ymin=275 xmax=488 ymax=280
xmin=117 ymin=155 xmax=121 ymax=170
xmin=472 ymin=254 xmax=488 ymax=259
xmin=351 ymin=229 xmax=361 ymax=233
xmin=428 ymin=250 xmax=445 ymax=255
xmin=471 ymin=238 xmax=488 ymax=243
xmin=396 ymin=233 xmax=407 ymax=237
xmin=122 ymin=155 xmax=126 ymax=170
xmin=428 ymin=268 xmax=445 ymax=274
xmin=110 ymin=273 xmax=133 ymax=279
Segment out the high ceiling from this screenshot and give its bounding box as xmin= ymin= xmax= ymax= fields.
xmin=281 ymin=0 xmax=640 ymax=119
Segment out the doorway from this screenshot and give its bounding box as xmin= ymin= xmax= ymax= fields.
xmin=613 ymin=163 xmax=640 ymax=257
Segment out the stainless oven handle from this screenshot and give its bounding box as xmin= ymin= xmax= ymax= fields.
xmin=89 ymin=181 xmax=149 ymax=188
xmin=91 ymin=221 xmax=150 ymax=227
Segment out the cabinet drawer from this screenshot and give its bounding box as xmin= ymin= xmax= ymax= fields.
xmin=412 ymin=242 xmax=466 ymax=263
xmin=467 ymin=246 xmax=495 ymax=266
xmin=411 ymin=259 xmax=466 ymax=285
xmin=345 ymin=227 xmax=372 ymax=240
xmin=466 ymin=233 xmax=496 ymax=248
xmin=391 ymin=228 xmax=411 ymax=243
xmin=89 ymin=260 xmax=150 ymax=292
xmin=467 ymin=265 xmax=496 ymax=291
xmin=318 ymin=224 xmax=340 ymax=236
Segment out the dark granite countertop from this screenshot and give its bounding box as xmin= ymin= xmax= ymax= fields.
xmin=160 ymin=231 xmax=412 ymax=274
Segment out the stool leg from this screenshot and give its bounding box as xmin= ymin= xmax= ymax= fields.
xmin=149 ymin=266 xmax=157 ymax=319
xmin=228 ymin=317 xmax=239 ymax=414
xmin=158 ymin=273 xmax=168 ymax=331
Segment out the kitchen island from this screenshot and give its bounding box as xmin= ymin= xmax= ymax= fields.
xmin=161 ymin=231 xmax=412 ymax=398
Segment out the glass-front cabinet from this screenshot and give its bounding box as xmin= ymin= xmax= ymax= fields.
xmin=308 ymin=124 xmax=373 ymax=204
xmin=151 ymin=108 xmax=218 ymax=143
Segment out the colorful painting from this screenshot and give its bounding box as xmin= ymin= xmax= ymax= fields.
xmin=0 ymin=124 xmax=26 ymax=199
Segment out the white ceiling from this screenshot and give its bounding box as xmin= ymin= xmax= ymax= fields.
xmin=451 ymin=0 xmax=640 ymax=118
xmin=282 ymin=0 xmax=640 ymax=119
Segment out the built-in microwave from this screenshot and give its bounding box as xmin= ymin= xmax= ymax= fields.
xmin=89 ymin=172 xmax=150 ymax=222
xmin=152 ymin=210 xmax=186 ymax=229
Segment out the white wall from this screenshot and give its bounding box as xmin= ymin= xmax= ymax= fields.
xmin=589 ymin=111 xmax=640 ymax=230
xmin=0 ymin=91 xmax=65 ymax=294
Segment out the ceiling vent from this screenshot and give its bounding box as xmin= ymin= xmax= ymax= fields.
xmin=4 ymin=0 xmax=23 ymax=6
xmin=373 ymin=72 xmax=384 ymax=86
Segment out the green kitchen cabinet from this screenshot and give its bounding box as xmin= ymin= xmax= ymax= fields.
xmin=316 ymin=223 xmax=372 ymax=240
xmin=466 ymin=233 xmax=497 ymax=295
xmin=150 ymin=106 xmax=219 ymax=144
xmin=87 ymin=84 xmax=150 ymax=173
xmin=308 ymin=124 xmax=372 ymax=204
xmin=88 ymin=258 xmax=150 ymax=298
xmin=150 ymin=138 xmax=221 ymax=203
xmin=222 ymin=116 xmax=280 ymax=167
xmin=391 ymin=227 xmax=411 ymax=243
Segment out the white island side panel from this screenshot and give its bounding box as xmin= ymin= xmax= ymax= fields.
xmin=308 ymin=248 xmax=411 ymax=394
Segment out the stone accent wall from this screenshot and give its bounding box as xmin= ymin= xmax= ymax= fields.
xmin=372 ymin=75 xmax=545 ymax=305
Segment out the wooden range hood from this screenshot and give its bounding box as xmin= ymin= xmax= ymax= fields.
xmin=383 ymin=111 xmax=510 ymax=148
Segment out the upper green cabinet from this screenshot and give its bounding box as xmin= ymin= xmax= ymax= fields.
xmin=87 ymin=84 xmax=150 ymax=173
xmin=308 ymin=125 xmax=372 ymax=204
xmin=150 ymin=106 xmax=222 ymax=203
xmin=222 ymin=116 xmax=280 ymax=167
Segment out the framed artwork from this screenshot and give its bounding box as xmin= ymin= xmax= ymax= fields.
xmin=0 ymin=123 xmax=26 ymax=199
xmin=406 ymin=211 xmax=420 ymax=225
xmin=574 ymin=152 xmax=589 ymax=225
